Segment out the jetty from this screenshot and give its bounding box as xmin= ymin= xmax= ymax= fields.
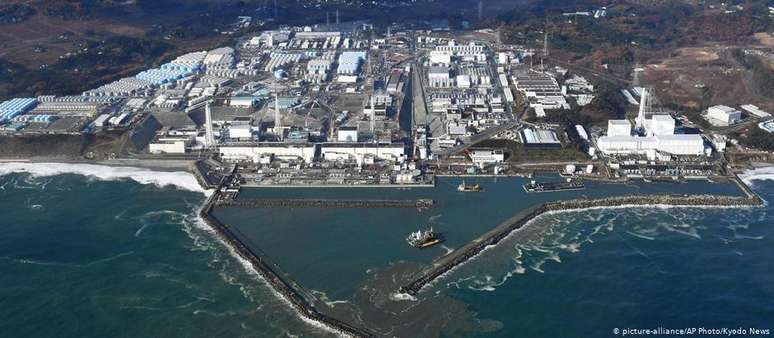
xmin=216 ymin=198 xmax=434 ymax=209
xmin=200 ymin=183 xmax=375 ymax=337
xmin=399 ymin=178 xmax=763 ymax=296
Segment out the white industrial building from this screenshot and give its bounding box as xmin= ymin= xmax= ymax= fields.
xmin=707 ymin=105 xmax=742 ymax=126
xmin=226 ymin=124 xmax=255 ymax=140
xmin=429 ymin=51 xmax=452 ymax=65
xmin=337 ymin=126 xmax=358 ymax=142
xmin=600 ymin=114 xmax=705 ymax=157
xmin=646 ymin=115 xmax=676 ymax=136
xmin=320 ymin=143 xmax=404 ymax=165
xmin=434 ymin=40 xmax=485 ymax=55
xmin=607 ymin=120 xmax=632 ymax=137
xmin=428 ymin=66 xmax=451 ymax=88
xmin=456 ymin=75 xmax=471 ymax=88
xmin=597 ymin=134 xmax=705 ymax=157
xmin=228 ymin=96 xmax=258 ymax=108
xmin=337 ymin=51 xmax=367 ymax=75
xmin=741 ymin=104 xmax=771 ymax=118
xmin=148 ymin=129 xmax=196 ymax=154
xmin=469 ymin=149 xmax=505 ymax=165
xmin=219 ymin=144 xmax=316 ymax=163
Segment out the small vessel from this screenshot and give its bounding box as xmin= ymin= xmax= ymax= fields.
xmin=523 ymin=179 xmax=585 ymax=193
xmin=406 ymin=226 xmax=442 ymax=249
xmin=457 ymin=180 xmax=483 ymax=192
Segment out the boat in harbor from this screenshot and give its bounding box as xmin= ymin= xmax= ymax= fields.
xmin=457 ymin=180 xmax=483 ymax=192
xmin=523 ymin=178 xmax=585 ymax=193
xmin=406 ymin=226 xmax=442 ymax=249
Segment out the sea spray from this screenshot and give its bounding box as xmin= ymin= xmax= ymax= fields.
xmin=0 ymin=162 xmax=209 ymax=194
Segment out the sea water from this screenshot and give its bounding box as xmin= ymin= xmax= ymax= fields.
xmin=1 ymin=163 xmax=772 ymax=337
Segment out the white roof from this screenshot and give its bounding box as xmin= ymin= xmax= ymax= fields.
xmin=656 ymin=134 xmax=703 ymax=141
xmin=709 ymin=105 xmax=737 ymax=113
xmin=608 ymin=119 xmax=631 ymax=126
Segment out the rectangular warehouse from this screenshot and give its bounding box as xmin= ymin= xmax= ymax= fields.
xmin=337 ymin=51 xmax=367 ymax=75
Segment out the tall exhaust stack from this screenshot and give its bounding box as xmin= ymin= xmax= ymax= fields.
xmin=370 ymin=94 xmax=376 ymax=135
xmin=204 ymin=101 xmax=215 ymax=148
xmin=478 ymin=0 xmax=483 ymax=22
xmin=632 ymin=63 xmax=642 ymax=87
xmin=274 ymin=93 xmax=282 ymax=141
xmin=636 ymin=88 xmax=648 ymax=130
xmin=336 ymin=9 xmax=340 ymax=25
xmin=543 ymin=31 xmax=549 ymax=58
xmin=273 ymin=0 xmax=278 ymax=19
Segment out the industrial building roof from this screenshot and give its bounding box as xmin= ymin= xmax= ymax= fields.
xmin=522 ymin=128 xmax=560 ymax=144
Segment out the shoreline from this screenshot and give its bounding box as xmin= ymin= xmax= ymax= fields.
xmin=0 ymin=157 xmax=196 ymax=173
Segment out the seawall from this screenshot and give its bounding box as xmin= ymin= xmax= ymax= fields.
xmin=399 ymin=184 xmax=764 ymax=296
xmin=216 ymin=198 xmax=434 ymax=209
xmin=199 ymin=193 xmax=375 ymax=337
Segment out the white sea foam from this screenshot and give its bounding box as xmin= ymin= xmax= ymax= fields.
xmin=389 ymin=292 xmax=417 ymax=302
xmin=0 ymin=162 xmax=209 ymax=194
xmin=418 ymin=201 xmax=751 ymax=294
xmin=739 ymin=166 xmax=774 ymax=184
xmin=188 ymin=208 xmax=350 ymax=338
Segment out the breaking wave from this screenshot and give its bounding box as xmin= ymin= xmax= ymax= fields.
xmin=444 ymin=205 xmax=766 ymax=294
xmin=0 ymin=162 xmax=208 ymax=194
xmin=739 ymin=166 xmax=774 ymax=186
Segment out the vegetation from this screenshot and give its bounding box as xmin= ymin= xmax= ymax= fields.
xmin=747 ymin=56 xmax=774 ymax=99
xmin=475 ymin=139 xmax=587 ymax=163
xmin=740 ymin=127 xmax=774 ymax=152
xmin=575 ymin=84 xmax=629 ymax=124
xmin=0 ymin=4 xmax=37 ymax=24
xmin=0 ymin=36 xmax=171 ymax=100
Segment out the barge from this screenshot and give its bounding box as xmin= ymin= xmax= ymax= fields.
xmin=523 ymin=179 xmax=585 ymax=193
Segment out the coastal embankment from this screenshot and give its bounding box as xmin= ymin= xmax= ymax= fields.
xmin=216 ymin=198 xmax=434 ymax=209
xmin=200 ymin=192 xmax=375 ymax=337
xmin=399 ymin=177 xmax=764 ymax=296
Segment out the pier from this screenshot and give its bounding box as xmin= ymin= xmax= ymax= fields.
xmin=216 ymin=198 xmax=434 ymax=209
xmin=399 ymin=183 xmax=764 ymax=296
xmin=200 ymin=189 xmax=375 ymax=337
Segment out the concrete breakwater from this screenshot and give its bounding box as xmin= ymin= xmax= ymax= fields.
xmin=216 ymin=198 xmax=435 ymax=209
xmin=399 ymin=191 xmax=763 ymax=296
xmin=200 ymin=193 xmax=375 ymax=337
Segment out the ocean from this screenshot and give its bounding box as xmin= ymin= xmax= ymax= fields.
xmin=1 ymin=163 xmax=772 ymax=337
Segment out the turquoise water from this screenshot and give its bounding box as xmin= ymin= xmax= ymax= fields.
xmin=1 ymin=167 xmax=771 ymax=337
